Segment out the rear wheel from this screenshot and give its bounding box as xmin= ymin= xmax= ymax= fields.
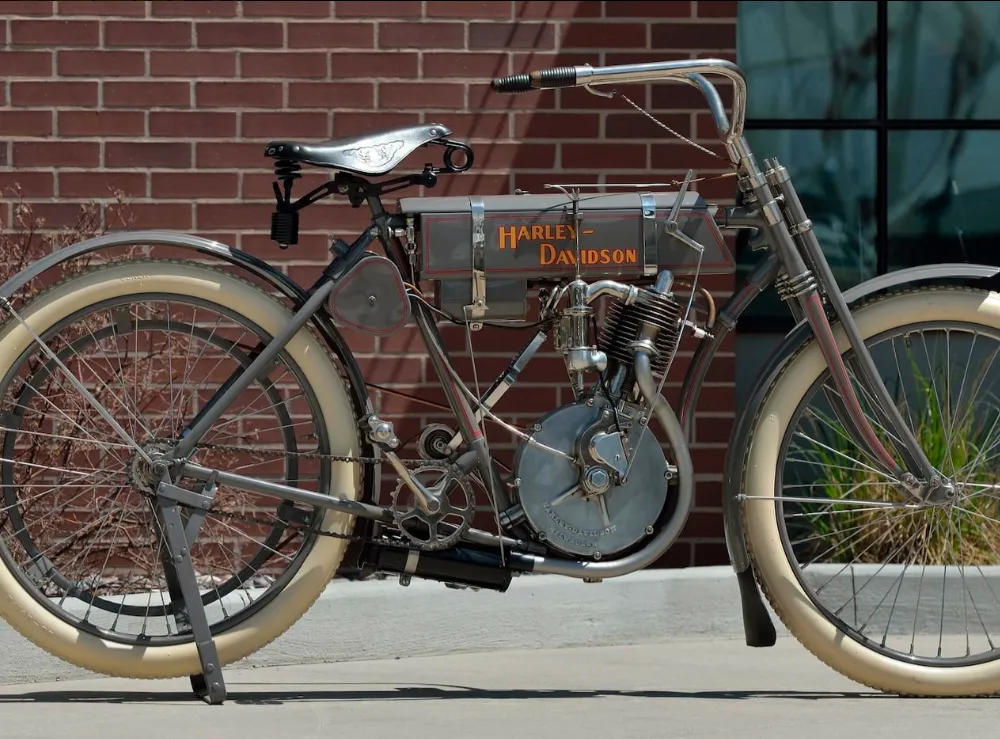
xmin=743 ymin=286 xmax=1000 ymax=695
xmin=0 ymin=260 xmax=363 ymax=678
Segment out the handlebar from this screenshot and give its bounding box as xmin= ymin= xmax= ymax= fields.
xmin=491 ymin=59 xmax=747 ymax=155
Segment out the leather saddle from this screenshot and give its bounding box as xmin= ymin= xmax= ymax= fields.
xmin=264 ymin=123 xmax=453 ymax=177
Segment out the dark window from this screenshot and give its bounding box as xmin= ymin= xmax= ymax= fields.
xmin=735 ymin=0 xmax=1000 ymax=332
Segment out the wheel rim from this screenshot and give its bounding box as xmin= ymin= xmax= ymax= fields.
xmin=777 ymin=319 xmax=1000 ymax=667
xmin=0 ymin=294 xmax=339 ymax=646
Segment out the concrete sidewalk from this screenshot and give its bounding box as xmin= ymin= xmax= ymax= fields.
xmin=2 ymin=638 xmax=997 ymax=739
xmin=0 ymin=566 xmax=770 ymax=685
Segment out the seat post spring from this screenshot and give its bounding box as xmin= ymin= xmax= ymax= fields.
xmin=270 ymin=159 xmax=302 ymax=248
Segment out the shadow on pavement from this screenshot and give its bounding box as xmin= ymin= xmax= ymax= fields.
xmin=0 ymin=682 xmax=953 ymax=704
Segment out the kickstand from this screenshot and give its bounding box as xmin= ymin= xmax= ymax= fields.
xmin=154 ymin=474 xmax=227 ymax=705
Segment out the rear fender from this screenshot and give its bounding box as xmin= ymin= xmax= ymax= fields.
xmin=0 ymin=230 xmax=382 ymax=554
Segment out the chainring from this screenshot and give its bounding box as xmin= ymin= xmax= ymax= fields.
xmin=391 ymin=462 xmax=475 ymax=550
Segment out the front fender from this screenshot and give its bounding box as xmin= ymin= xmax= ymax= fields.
xmin=722 ymin=262 xmax=998 ymax=646
xmin=0 ymin=228 xmax=381 ymax=502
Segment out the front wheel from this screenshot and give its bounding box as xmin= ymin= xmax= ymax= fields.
xmin=0 ymin=259 xmax=364 ymax=679
xmin=743 ymin=285 xmax=1000 ymax=696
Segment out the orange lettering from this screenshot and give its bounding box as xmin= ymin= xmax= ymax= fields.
xmin=556 ymin=250 xmax=574 ymax=265
xmin=531 ymin=224 xmax=544 ymax=240
xmin=555 ymin=224 xmax=567 ymax=241
xmin=612 ymin=249 xmax=625 ymax=264
xmin=540 ymin=243 xmax=556 ymax=265
xmin=625 ymin=249 xmax=637 ymax=263
xmin=600 ymin=249 xmax=611 ymax=264
xmin=517 ymin=226 xmax=531 ymax=242
xmin=498 ymin=225 xmax=516 ymax=250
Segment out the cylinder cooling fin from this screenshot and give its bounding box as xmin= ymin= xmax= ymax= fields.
xmin=598 ymin=289 xmax=684 ymax=376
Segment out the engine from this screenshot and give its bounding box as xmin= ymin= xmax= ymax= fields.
xmin=510 ymin=272 xmax=684 ymax=559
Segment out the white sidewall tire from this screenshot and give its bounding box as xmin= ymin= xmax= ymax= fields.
xmin=744 ymin=286 xmax=1000 ymax=696
xmin=0 ymin=260 xmax=361 ymax=679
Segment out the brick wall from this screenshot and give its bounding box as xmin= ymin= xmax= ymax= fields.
xmin=0 ymin=0 xmax=738 ymax=567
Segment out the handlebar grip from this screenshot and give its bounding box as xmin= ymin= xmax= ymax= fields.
xmin=491 ymin=66 xmax=578 ymax=93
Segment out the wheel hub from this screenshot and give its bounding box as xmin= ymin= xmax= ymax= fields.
xmin=128 ymin=440 xmax=176 ymax=494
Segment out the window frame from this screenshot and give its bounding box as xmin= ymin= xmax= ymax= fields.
xmin=737 ymin=0 xmax=1000 ymax=334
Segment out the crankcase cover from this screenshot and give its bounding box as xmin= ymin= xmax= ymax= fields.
xmin=513 ymin=399 xmax=670 ymax=558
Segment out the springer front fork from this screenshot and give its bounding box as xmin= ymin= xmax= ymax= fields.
xmin=738 ymin=155 xmax=955 ymax=505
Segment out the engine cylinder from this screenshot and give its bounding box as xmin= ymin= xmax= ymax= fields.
xmin=598 ymin=289 xmax=683 ymax=376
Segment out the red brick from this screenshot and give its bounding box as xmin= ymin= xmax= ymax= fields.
xmin=470 ymin=85 xmax=557 ymax=110
xmin=427 ymin=1 xmax=509 ymax=18
xmin=469 ymin=22 xmax=556 ymax=49
xmin=242 ymin=111 xmax=330 ymax=139
xmin=563 ymin=142 xmax=647 ymax=169
xmin=559 ymin=82 xmax=649 ymax=110
xmin=561 ymin=22 xmax=647 ymax=49
xmin=379 ymin=22 xmax=464 ymax=49
xmin=244 ymin=1 xmax=332 ymax=16
xmin=104 ymin=81 xmax=190 ymax=108
xmin=0 ymin=110 xmax=52 ymax=137
xmin=606 ymin=111 xmax=692 ymax=138
xmin=380 ymin=82 xmax=465 ymax=110
xmin=10 ymin=80 xmax=97 ymax=106
xmin=603 ymin=51 xmax=690 ymax=66
xmin=196 ymin=81 xmax=282 ymax=108
xmin=332 ymin=112 xmax=419 ymax=136
xmin=239 ymin=232 xmax=333 ymax=262
xmin=59 ymin=110 xmax=145 ymax=136
xmin=125 ymin=203 xmax=193 ymax=229
xmin=336 ymin=1 xmax=421 ymax=17
xmin=355 ymin=355 xmax=425 ymax=384
xmin=695 ymin=415 xmax=734 ymax=444
xmin=651 ymin=21 xmax=735 ymax=50
xmin=510 ymin=51 xmax=595 ymax=73
xmin=695 ymin=1 xmax=736 ymax=18
xmin=149 ymin=111 xmax=237 ymax=138
xmin=513 ymin=171 xmax=600 ymax=192
xmin=196 ymin=142 xmax=270 ymax=169
xmin=434 ymin=173 xmax=510 ymax=196
xmin=151 ymin=1 xmax=236 ymax=17
xmin=441 ymin=112 xmax=510 ymax=139
xmin=27 ymin=202 xmax=96 ymax=228
xmin=514 ymin=1 xmax=602 ymax=18
xmin=651 ymin=80 xmax=732 ymax=110
xmin=57 ymin=1 xmax=146 ymax=15
xmin=692 ymin=542 xmax=730 ymax=566
xmin=59 ymin=171 xmax=148 ymax=198
xmin=57 ymin=50 xmax=145 ymax=76
xmin=150 ymin=50 xmax=236 ymax=77
xmin=0 ymin=50 xmax=53 ymax=76
xmin=105 ymin=20 xmax=193 ymax=47
xmin=196 ymin=203 xmax=273 ymax=231
xmin=469 ymin=142 xmax=556 ymax=169
xmin=424 ymin=52 xmax=510 ymax=79
xmin=288 ymin=22 xmax=373 ymax=49
xmin=0 ymin=171 xmax=54 ymax=197
xmin=241 ymin=171 xmax=329 ymax=200
xmin=514 ymin=111 xmax=598 ymax=138
xmin=13 ymin=141 xmax=98 ymax=167
xmin=241 ymin=52 xmax=328 ymax=79
xmin=10 ymin=18 xmax=98 ymax=46
xmin=290 ymin=82 xmax=374 ymax=109
xmin=151 ymin=172 xmax=238 ymax=199
xmin=105 ymin=142 xmax=192 ymax=169
xmin=196 ymin=21 xmax=282 ymax=48
xmin=607 ymin=1 xmax=693 ymax=16
xmin=651 ymin=141 xmax=727 ymax=171
xmin=330 ymin=52 xmax=418 ymax=78
xmin=0 ymin=1 xmax=53 ymax=15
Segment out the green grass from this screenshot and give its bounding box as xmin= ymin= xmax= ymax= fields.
xmin=789 ymin=357 xmax=1000 ymax=566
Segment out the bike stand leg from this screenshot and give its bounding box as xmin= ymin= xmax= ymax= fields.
xmin=155 ymin=478 xmax=227 ymax=705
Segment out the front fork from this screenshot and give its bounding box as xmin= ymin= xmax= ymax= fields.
xmin=738 ymin=153 xmax=955 ymax=504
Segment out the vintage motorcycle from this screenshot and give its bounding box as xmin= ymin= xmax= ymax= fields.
xmin=1 ymin=58 xmax=999 ymax=703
